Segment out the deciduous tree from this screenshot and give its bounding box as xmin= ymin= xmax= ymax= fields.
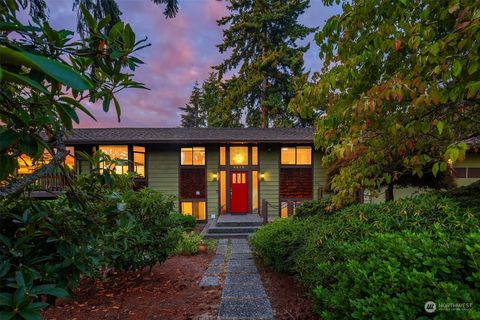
xmin=291 ymin=0 xmax=480 ymax=207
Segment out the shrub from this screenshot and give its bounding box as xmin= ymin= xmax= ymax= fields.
xmin=251 ymin=191 xmax=480 ymax=319
xmin=294 ymin=199 xmax=332 ymax=218
xmin=170 ymin=232 xmax=216 ymax=256
xmin=169 ymin=213 xmax=197 ymax=231
xmin=443 ymin=180 xmax=480 ymax=209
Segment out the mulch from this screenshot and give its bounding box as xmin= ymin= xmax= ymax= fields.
xmin=256 ymin=259 xmax=320 ymax=320
xmin=43 ymin=252 xmax=221 ymax=320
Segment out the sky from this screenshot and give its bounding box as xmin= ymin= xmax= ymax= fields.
xmin=37 ymin=0 xmax=341 ymax=128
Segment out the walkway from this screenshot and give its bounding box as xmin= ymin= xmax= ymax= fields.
xmin=199 ymin=239 xmax=274 ymax=319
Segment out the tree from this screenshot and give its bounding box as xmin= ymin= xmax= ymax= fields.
xmin=180 ymin=81 xmax=206 ymax=127
xmin=0 ymin=1 xmax=148 ymax=197
xmin=215 ymin=0 xmax=315 ymax=128
xmin=291 ymin=0 xmax=480 ymax=207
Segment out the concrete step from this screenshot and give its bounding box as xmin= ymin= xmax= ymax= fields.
xmin=208 ymin=226 xmax=260 ymax=234
xmin=215 ymin=221 xmax=263 ymax=227
xmin=203 ymin=233 xmax=253 ymax=239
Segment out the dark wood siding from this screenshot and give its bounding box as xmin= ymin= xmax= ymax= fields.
xmin=468 ymin=168 xmax=480 ymax=178
xmin=452 ymin=167 xmax=467 ymax=178
xmin=280 ymin=167 xmax=313 ymax=199
xmin=180 ymin=168 xmax=206 ymax=199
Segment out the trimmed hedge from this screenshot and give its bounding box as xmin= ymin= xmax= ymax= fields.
xmin=251 ymin=191 xmax=480 ymax=319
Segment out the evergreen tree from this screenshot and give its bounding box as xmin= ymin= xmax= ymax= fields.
xmin=180 ymin=82 xmax=206 ymax=128
xmin=215 ymin=0 xmax=315 ymax=128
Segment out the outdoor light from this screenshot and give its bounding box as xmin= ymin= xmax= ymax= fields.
xmin=260 ymin=173 xmax=266 ymax=181
xmin=212 ymin=173 xmax=218 ymax=181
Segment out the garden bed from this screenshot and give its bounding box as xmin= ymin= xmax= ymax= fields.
xmin=256 ymin=259 xmax=319 ymax=319
xmin=43 ymin=252 xmax=221 ymax=320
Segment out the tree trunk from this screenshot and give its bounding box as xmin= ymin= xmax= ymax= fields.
xmin=261 ymin=75 xmax=268 ymax=128
xmin=385 ymin=183 xmax=394 ymax=202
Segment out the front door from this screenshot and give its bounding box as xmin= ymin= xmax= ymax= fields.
xmin=230 ymin=171 xmax=248 ymax=213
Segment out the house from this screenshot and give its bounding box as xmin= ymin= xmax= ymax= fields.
xmin=17 ymin=128 xmax=480 ymax=221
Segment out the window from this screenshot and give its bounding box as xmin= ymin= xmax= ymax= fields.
xmin=220 ymin=171 xmax=227 ymax=214
xmin=17 ymin=147 xmax=75 ymax=174
xmin=220 ymin=146 xmax=226 ymax=165
xmin=181 ymin=147 xmax=205 ymax=165
xmin=230 ymin=146 xmax=248 ymax=165
xmin=281 ymin=146 xmax=312 ymax=165
xmin=99 ymin=145 xmax=129 ymax=174
xmin=181 ymin=201 xmax=206 ymax=220
xmin=280 ymin=201 xmax=303 ymax=218
xmin=133 ymin=146 xmax=145 ymax=177
xmin=252 ymin=146 xmax=258 ymax=165
xmin=252 ymin=171 xmax=259 ymax=213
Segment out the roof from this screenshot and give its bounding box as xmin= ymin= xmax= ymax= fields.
xmin=65 ymin=128 xmax=314 ymax=144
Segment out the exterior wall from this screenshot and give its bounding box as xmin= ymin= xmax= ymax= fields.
xmin=259 ymin=144 xmax=280 ymax=218
xmin=313 ymin=150 xmax=328 ymax=200
xmin=147 ymin=144 xmax=179 ymax=210
xmin=364 ymin=152 xmax=480 ymax=203
xmin=206 ymin=144 xmax=219 ymax=219
xmin=74 ymin=145 xmax=92 ymax=174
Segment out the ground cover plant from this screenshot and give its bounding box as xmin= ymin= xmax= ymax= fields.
xmin=251 ymin=183 xmax=480 ymax=319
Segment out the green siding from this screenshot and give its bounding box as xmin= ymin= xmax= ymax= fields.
xmin=259 ymin=144 xmax=279 ymax=218
xmin=147 ymin=145 xmax=179 ymax=210
xmin=206 ymin=145 xmax=219 ymax=219
xmin=313 ymin=150 xmax=328 ymax=200
xmin=454 ymin=153 xmax=480 ymax=186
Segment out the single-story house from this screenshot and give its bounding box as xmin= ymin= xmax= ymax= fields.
xmin=17 ymin=128 xmax=480 ymax=221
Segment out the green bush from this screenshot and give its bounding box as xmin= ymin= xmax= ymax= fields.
xmin=170 ymin=232 xmax=216 ymax=256
xmin=294 ymin=199 xmax=332 ymax=218
xmin=169 ymin=213 xmax=197 ymax=231
xmin=251 ymin=191 xmax=480 ymax=319
xmin=443 ymin=180 xmax=480 ymax=209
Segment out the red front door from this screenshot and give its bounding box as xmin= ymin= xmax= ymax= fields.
xmin=230 ymin=171 xmax=248 ymax=213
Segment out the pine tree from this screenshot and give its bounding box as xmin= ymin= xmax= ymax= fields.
xmin=215 ymin=0 xmax=315 ymax=128
xmin=180 ymin=82 xmax=206 ymax=128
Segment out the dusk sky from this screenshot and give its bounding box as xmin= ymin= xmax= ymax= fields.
xmin=36 ymin=0 xmax=341 ymax=128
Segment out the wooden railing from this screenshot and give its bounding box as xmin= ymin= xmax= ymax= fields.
xmin=19 ymin=173 xmax=67 ymax=192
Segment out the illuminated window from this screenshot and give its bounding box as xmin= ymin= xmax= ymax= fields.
xmin=99 ymin=145 xmax=129 ymax=174
xmin=252 ymin=146 xmax=258 ymax=165
xmin=220 ymin=171 xmax=227 ymax=214
xmin=252 ymin=171 xmax=259 ymax=213
xmin=220 ymin=146 xmax=226 ymax=165
xmin=181 ymin=201 xmax=206 ymax=220
xmin=280 ymin=201 xmax=303 ymax=218
xmin=181 ymin=147 xmax=205 ymax=165
xmin=281 ymin=146 xmax=312 ymax=165
xmin=17 ymin=147 xmax=75 ymax=174
xmin=230 ymin=146 xmax=248 ymax=165
xmin=133 ymin=146 xmax=145 ymax=177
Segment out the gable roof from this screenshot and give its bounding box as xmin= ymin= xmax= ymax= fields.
xmin=65 ymin=128 xmax=314 ymax=144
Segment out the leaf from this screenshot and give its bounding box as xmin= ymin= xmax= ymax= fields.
xmin=80 ymin=4 xmax=97 ymax=32
xmin=432 ymin=162 xmax=439 ymax=177
xmin=113 ymin=96 xmax=121 ymax=122
xmin=19 ymin=309 xmax=42 ymax=320
xmin=55 ymin=105 xmax=73 ymax=130
xmin=15 ymin=271 xmax=26 ymax=288
xmin=0 ymin=154 xmax=16 ymax=180
xmin=436 ymin=121 xmax=445 ymax=135
xmin=468 ymin=62 xmax=478 ymax=75
xmin=103 ymin=95 xmax=111 ymax=112
xmin=58 ymin=103 xmax=79 ymax=124
xmin=1 ymin=70 xmax=49 ymax=94
xmin=429 ymin=43 xmax=439 ymax=56
xmin=0 ymin=293 xmax=12 ymax=306
xmin=0 ymin=260 xmax=11 ymax=277
xmin=19 ymin=136 xmax=38 ymax=158
xmin=123 ymin=24 xmax=135 ymax=49
xmin=58 ymin=96 xmax=96 ymax=121
xmin=0 ymin=129 xmax=19 ymax=152
xmin=452 ymin=60 xmax=462 ymax=77
xmin=0 ymin=311 xmax=15 ymax=320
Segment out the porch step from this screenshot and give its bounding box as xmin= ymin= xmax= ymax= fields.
xmin=207 ymin=226 xmax=260 ymax=234
xmin=215 ymin=221 xmax=263 ymax=227
xmin=203 ymin=232 xmax=253 ymax=239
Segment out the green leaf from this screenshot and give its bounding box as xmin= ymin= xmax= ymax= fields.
xmin=2 ymin=70 xmax=49 ymax=93
xmin=103 ymin=95 xmax=111 ymax=112
xmin=113 ymin=96 xmax=121 ymax=122
xmin=429 ymin=43 xmax=439 ymax=56
xmin=0 ymin=293 xmax=12 ymax=306
xmin=58 ymin=96 xmax=96 ymax=121
xmin=19 ymin=136 xmax=38 ymax=158
xmin=19 ymin=309 xmax=42 ymax=320
xmin=0 ymin=260 xmax=11 ymax=277
xmin=0 ymin=129 xmax=19 ymax=152
xmin=80 ymin=4 xmax=97 ymax=32
xmin=0 ymin=154 xmax=16 ymax=180
xmin=432 ymin=162 xmax=439 ymax=177
xmin=452 ymin=60 xmax=462 ymax=77
xmin=58 ymin=103 xmax=79 ymax=124
xmin=0 ymin=311 xmax=15 ymax=320
xmin=109 ymin=49 xmax=124 ymax=60
xmin=436 ymin=121 xmax=445 ymax=135
xmin=15 ymin=271 xmax=26 ymax=288
xmin=124 ymin=24 xmax=135 ymax=49
xmin=55 ymin=105 xmax=73 ymax=130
